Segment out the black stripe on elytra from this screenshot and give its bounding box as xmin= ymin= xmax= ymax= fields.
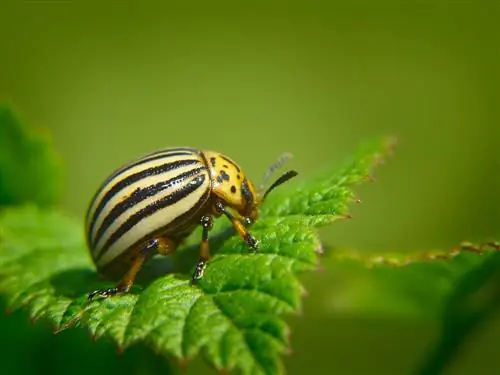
xmin=85 ymin=150 xmax=196 ymax=226
xmin=97 ymin=173 xmax=207 ymax=259
xmin=92 ymin=166 xmax=205 ymax=249
xmin=98 ymin=150 xmax=196 ymax=196
xmin=241 ymin=178 xmax=254 ymax=214
xmin=119 ymin=186 xmax=212 ymax=259
xmin=89 ymin=158 xmax=200 ymax=240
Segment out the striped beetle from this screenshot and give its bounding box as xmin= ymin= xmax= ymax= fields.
xmin=86 ymin=147 xmax=297 ymax=300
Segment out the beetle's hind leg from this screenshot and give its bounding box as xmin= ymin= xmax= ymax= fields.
xmin=88 ymin=237 xmax=173 ymax=301
xmin=192 ymin=215 xmax=213 ymax=282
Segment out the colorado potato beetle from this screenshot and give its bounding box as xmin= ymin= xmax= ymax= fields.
xmin=85 ymin=147 xmax=297 ymax=300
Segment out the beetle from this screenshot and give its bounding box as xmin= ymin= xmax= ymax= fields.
xmin=85 ymin=147 xmax=297 ymax=300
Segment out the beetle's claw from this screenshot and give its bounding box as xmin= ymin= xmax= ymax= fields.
xmin=87 ymin=285 xmax=129 ymax=301
xmin=245 ymin=234 xmax=259 ymax=250
xmin=192 ymin=259 xmax=207 ymax=282
xmin=88 ymin=288 xmax=117 ymax=301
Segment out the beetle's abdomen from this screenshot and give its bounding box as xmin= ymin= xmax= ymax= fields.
xmin=85 ymin=148 xmax=211 ymax=269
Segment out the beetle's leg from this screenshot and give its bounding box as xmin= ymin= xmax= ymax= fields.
xmin=88 ymin=238 xmax=167 ymax=301
xmin=192 ymin=215 xmax=213 ymax=282
xmin=215 ymin=201 xmax=259 ymax=250
xmin=242 ymin=216 xmax=254 ymax=228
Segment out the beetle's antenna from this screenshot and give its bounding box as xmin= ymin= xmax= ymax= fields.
xmin=259 ymin=152 xmax=294 ymax=194
xmin=262 ymin=170 xmax=298 ymax=202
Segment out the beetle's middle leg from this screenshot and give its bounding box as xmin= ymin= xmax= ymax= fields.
xmin=88 ymin=236 xmax=174 ymax=300
xmin=192 ymin=215 xmax=213 ymax=282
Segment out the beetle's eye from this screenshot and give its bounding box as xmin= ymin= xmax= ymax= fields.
xmin=240 ymin=178 xmax=256 ymax=215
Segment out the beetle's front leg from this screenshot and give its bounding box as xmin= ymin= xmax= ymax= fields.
xmin=192 ymin=215 xmax=213 ymax=282
xmin=215 ymin=201 xmax=259 ymax=250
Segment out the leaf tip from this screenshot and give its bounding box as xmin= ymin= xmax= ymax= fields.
xmin=89 ymin=333 xmax=99 ymax=343
xmin=368 ymin=135 xmax=399 ymax=170
xmin=384 ymin=135 xmax=399 ymax=150
xmin=300 ymin=285 xmax=308 ymax=298
xmin=314 ymin=241 xmax=324 ymax=255
xmin=315 ymin=263 xmax=326 ymax=272
xmin=364 ymin=174 xmax=376 ymax=183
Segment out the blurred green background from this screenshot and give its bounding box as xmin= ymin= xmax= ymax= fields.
xmin=0 ymin=0 xmax=497 ymax=374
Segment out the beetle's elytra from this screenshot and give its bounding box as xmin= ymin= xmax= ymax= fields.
xmin=85 ymin=147 xmax=297 ymax=300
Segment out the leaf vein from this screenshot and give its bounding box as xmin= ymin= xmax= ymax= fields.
xmin=180 ymin=293 xmax=202 ymax=358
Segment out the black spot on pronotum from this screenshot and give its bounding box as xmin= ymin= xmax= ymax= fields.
xmin=237 ymin=174 xmax=241 ymax=180
xmin=216 ymin=170 xmax=230 ymax=184
xmin=210 ymin=157 xmax=216 ymax=167
xmin=223 ymin=164 xmax=229 ymax=169
xmin=230 ymin=185 xmax=237 ymax=194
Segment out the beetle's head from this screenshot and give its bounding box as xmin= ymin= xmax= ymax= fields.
xmin=203 ymin=150 xmax=297 ymax=223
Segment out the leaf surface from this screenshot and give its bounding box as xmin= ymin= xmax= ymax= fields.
xmin=0 ymin=137 xmax=394 ymax=375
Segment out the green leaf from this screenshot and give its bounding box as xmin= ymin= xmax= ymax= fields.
xmin=0 ymin=104 xmax=62 ymax=207
xmin=301 ymin=243 xmax=500 ymax=320
xmin=415 ymin=242 xmax=500 ymax=375
xmin=0 ymin=138 xmax=393 ymax=375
